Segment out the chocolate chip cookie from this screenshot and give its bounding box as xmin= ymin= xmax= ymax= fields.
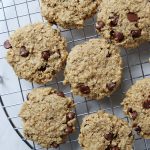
xmin=78 ymin=111 xmax=133 ymax=150
xmin=122 ymin=78 xmax=150 ymax=139
xmin=64 ymin=38 xmax=122 ymax=100
xmin=5 ymin=23 xmax=68 ymax=84
xmin=96 ymin=0 xmax=150 ymax=48
xmin=41 ymin=0 xmax=101 ymax=28
xmin=19 ymin=87 xmax=76 ymax=148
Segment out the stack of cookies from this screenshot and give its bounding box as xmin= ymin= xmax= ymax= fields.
xmin=3 ymin=0 xmax=150 ymax=149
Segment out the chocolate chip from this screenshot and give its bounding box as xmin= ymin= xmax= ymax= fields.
xmin=104 ymin=133 xmax=115 ymax=141
xmin=127 ymin=12 xmax=139 ymax=22
xmin=42 ymin=50 xmax=50 ymax=61
xmin=128 ymin=132 xmax=132 ymax=137
xmin=105 ymin=145 xmax=111 ymax=150
xmin=111 ymin=146 xmax=120 ymax=150
xmin=57 ymin=92 xmax=65 ymax=97
xmin=20 ymin=46 xmax=29 ymax=57
xmin=106 ymin=82 xmax=116 ymax=91
xmin=114 ymin=32 xmax=124 ymax=42
xmin=106 ymin=52 xmax=112 ymax=58
xmin=66 ymin=112 xmax=75 ymax=120
xmin=77 ymin=83 xmax=90 ymax=94
xmin=127 ymin=108 xmax=133 ymax=114
xmin=51 ymin=142 xmax=59 ymax=148
xmin=105 ymin=145 xmax=120 ymax=150
xmin=109 ymin=15 xmax=119 ymax=27
xmin=131 ymin=111 xmax=138 ymax=120
xmin=96 ymin=21 xmax=105 ymax=31
xmin=65 ymin=126 xmax=73 ymax=134
xmin=4 ymin=40 xmax=12 ymax=49
xmin=135 ymin=126 xmax=141 ymax=133
xmin=143 ymin=100 xmax=150 ymax=109
xmin=38 ymin=66 xmax=46 ymax=71
xmin=131 ymin=30 xmax=141 ymax=38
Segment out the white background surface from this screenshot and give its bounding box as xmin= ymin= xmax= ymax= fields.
xmin=0 ymin=0 xmax=150 ymax=150
xmin=0 ymin=106 xmax=30 ymax=150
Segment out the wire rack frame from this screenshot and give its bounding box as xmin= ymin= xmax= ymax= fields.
xmin=0 ymin=0 xmax=150 ymax=150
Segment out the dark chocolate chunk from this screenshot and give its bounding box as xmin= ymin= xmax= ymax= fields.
xmin=143 ymin=100 xmax=150 ymax=109
xmin=114 ymin=32 xmax=124 ymax=42
xmin=127 ymin=12 xmax=139 ymax=22
xmin=42 ymin=50 xmax=51 ymax=61
xmin=131 ymin=30 xmax=141 ymax=38
xmin=77 ymin=83 xmax=90 ymax=94
xmin=4 ymin=40 xmax=12 ymax=49
xmin=109 ymin=15 xmax=119 ymax=27
xmin=20 ymin=46 xmax=29 ymax=57
xmin=104 ymin=133 xmax=115 ymax=141
xmin=38 ymin=65 xmax=47 ymax=71
xmin=96 ymin=21 xmax=105 ymax=31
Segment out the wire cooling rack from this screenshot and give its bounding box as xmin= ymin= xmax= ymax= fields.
xmin=0 ymin=0 xmax=150 ymax=150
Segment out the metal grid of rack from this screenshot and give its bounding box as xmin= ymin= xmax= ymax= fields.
xmin=0 ymin=0 xmax=150 ymax=149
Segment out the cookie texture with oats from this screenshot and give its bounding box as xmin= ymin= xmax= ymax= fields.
xmin=19 ymin=87 xmax=76 ymax=148
xmin=78 ymin=111 xmax=133 ymax=150
xmin=6 ymin=23 xmax=68 ymax=84
xmin=64 ymin=38 xmax=122 ymax=100
xmin=96 ymin=0 xmax=150 ymax=48
xmin=122 ymin=78 xmax=150 ymax=139
xmin=41 ymin=0 xmax=101 ymax=28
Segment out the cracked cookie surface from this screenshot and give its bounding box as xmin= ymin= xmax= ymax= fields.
xmin=122 ymin=78 xmax=150 ymax=139
xmin=96 ymin=0 xmax=150 ymax=48
xmin=78 ymin=111 xmax=133 ymax=150
xmin=64 ymin=38 xmax=122 ymax=100
xmin=6 ymin=23 xmax=68 ymax=84
xmin=41 ymin=0 xmax=101 ymax=28
xmin=19 ymin=87 xmax=76 ymax=148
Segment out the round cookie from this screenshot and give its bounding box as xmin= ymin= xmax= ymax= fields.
xmin=96 ymin=0 xmax=150 ymax=48
xmin=78 ymin=111 xmax=133 ymax=150
xmin=5 ymin=23 xmax=68 ymax=84
xmin=64 ymin=38 xmax=122 ymax=100
xmin=122 ymin=78 xmax=150 ymax=139
xmin=19 ymin=87 xmax=76 ymax=148
xmin=41 ymin=0 xmax=101 ymax=28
